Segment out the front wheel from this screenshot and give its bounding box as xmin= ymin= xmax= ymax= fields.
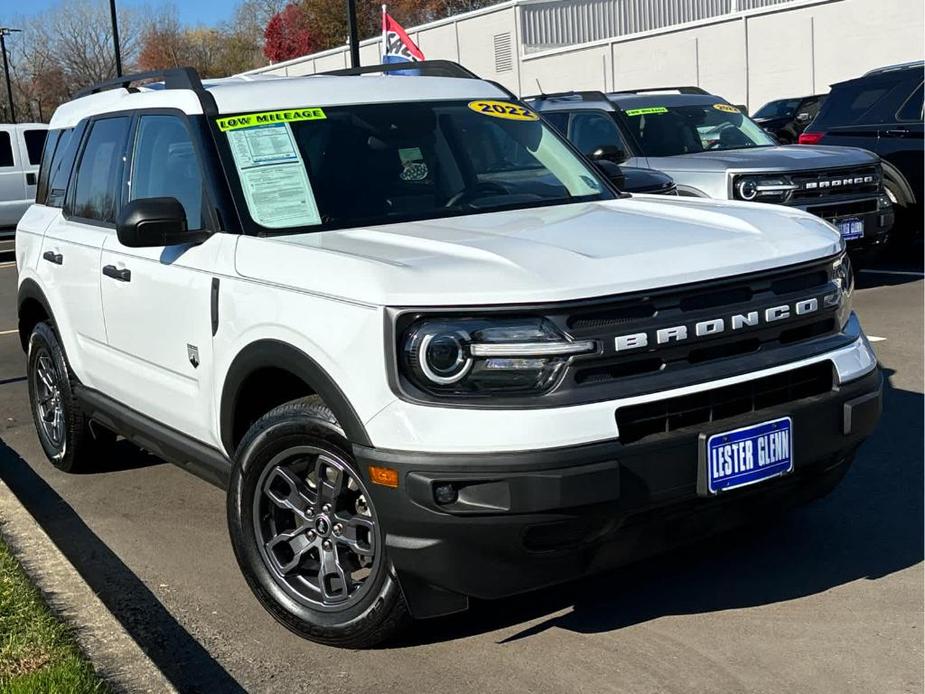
xmin=227 ymin=396 xmax=409 ymax=648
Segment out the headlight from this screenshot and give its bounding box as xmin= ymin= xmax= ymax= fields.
xmin=400 ymin=317 xmax=595 ymax=396
xmin=734 ymin=175 xmax=797 ymax=203
xmin=826 ymin=253 xmax=854 ymax=326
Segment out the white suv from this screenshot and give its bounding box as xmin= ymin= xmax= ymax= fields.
xmin=16 ymin=64 xmax=882 ymax=648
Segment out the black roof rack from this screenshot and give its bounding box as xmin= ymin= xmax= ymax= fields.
xmin=610 ymin=86 xmax=709 ymax=95
xmin=523 ymin=90 xmax=608 ymax=102
xmin=74 ymin=67 xmax=217 ymax=115
xmin=322 ymin=60 xmax=479 ymax=79
xmin=862 ymin=60 xmax=924 ymax=76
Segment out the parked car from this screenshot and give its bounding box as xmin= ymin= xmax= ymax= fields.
xmin=752 ymin=94 xmax=827 ymax=143
xmin=0 ymin=123 xmax=49 ymax=228
xmin=530 ymin=88 xmax=894 ymax=256
xmin=800 ymin=61 xmax=923 ymax=243
xmin=18 ymin=63 xmax=881 ymax=648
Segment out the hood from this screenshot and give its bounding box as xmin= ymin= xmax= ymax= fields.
xmin=649 ymin=144 xmax=878 ymax=173
xmin=234 ymin=198 xmax=841 ymax=307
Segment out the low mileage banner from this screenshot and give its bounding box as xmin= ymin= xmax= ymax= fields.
xmin=216 ymin=108 xmax=327 ymax=132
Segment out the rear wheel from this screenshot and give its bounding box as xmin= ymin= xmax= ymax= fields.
xmin=227 ymin=396 xmax=409 ymax=648
xmin=26 ymin=321 xmax=111 ymax=472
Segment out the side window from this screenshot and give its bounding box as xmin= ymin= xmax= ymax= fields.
xmin=46 ymin=128 xmax=78 ymax=208
xmin=897 ymin=82 xmax=924 ymax=122
xmin=567 ymin=111 xmax=628 ymax=155
xmin=35 ymin=130 xmax=61 ymax=205
xmin=24 ymin=130 xmax=47 ymax=166
xmin=129 ymin=115 xmax=206 ymax=230
xmin=70 ymin=117 xmax=131 ymax=224
xmin=0 ymin=131 xmax=13 ymax=167
xmin=541 ymin=111 xmax=569 ymax=134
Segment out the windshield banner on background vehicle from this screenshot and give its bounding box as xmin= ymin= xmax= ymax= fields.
xmin=624 ymin=106 xmax=668 ymax=117
xmin=222 ymin=116 xmax=322 ymax=228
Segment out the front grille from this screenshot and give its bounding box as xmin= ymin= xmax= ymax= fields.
xmin=807 ymin=198 xmax=878 ymax=220
xmin=615 ymin=361 xmax=834 ymax=444
xmin=790 ymin=164 xmax=880 ymax=202
xmin=563 ymin=258 xmax=840 ymax=391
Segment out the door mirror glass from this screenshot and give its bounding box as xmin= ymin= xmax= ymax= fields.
xmin=590 ymin=144 xmax=626 ymax=164
xmin=116 ymin=197 xmax=194 ymax=248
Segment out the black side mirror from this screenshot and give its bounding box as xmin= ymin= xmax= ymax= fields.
xmin=590 ymin=144 xmax=626 ymax=164
xmin=594 ymin=159 xmax=626 ymax=190
xmin=116 ymin=197 xmax=206 ymax=248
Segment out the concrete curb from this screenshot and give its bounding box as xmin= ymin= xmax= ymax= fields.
xmin=0 ymin=478 xmax=177 ymax=693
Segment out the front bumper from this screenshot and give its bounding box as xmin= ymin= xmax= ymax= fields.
xmin=357 ymin=365 xmax=882 ymax=618
xmin=798 ymin=194 xmax=894 ymax=250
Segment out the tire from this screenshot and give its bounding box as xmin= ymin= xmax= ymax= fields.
xmin=227 ymin=396 xmax=409 ymax=648
xmin=26 ymin=321 xmax=111 ymax=473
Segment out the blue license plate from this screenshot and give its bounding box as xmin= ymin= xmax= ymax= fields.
xmin=704 ymin=417 xmax=793 ymax=494
xmin=836 ymin=217 xmax=864 ymax=240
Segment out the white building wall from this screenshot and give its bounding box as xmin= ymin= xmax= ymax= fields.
xmin=246 ymin=0 xmax=923 ymax=110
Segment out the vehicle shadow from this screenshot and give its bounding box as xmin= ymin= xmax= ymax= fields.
xmin=398 ymin=369 xmax=922 ymax=646
xmin=0 ymin=440 xmax=245 ymax=693
xmin=855 ymin=239 xmax=923 ymax=289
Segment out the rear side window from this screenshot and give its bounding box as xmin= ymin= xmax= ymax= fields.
xmin=24 ymin=129 xmax=47 ymax=166
xmin=897 ymin=82 xmax=923 ymax=122
xmin=567 ymin=111 xmax=628 ymax=155
xmin=0 ymin=131 xmax=13 ymax=167
xmin=813 ymin=75 xmax=906 ymax=127
xmin=46 ymin=128 xmax=79 ymax=208
xmin=70 ymin=117 xmax=131 ymax=223
xmin=35 ymin=130 xmax=61 ymax=205
xmin=130 ymin=115 xmax=206 ymax=230
xmin=541 ymin=111 xmax=569 ymax=133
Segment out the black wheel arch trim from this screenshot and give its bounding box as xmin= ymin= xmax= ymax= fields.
xmin=880 ymin=160 xmax=916 ymax=206
xmin=220 ymin=339 xmax=372 ymax=455
xmin=17 ymin=278 xmax=56 ymax=353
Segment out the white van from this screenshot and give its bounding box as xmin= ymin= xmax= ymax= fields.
xmin=0 ymin=123 xmax=49 ymax=228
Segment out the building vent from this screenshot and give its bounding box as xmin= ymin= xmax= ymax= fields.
xmin=493 ymin=32 xmax=513 ymax=72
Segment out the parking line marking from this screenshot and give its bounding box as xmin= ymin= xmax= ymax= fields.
xmin=859 ymin=269 xmax=924 ymax=278
xmin=868 ymin=336 xmax=887 ymax=342
xmin=0 ymin=329 xmax=18 ymax=336
xmin=0 ymin=262 xmax=15 ymax=269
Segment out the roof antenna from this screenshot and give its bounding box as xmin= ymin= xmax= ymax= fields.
xmin=535 ymin=78 xmax=545 ymax=97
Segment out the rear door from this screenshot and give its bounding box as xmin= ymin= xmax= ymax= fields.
xmin=39 ymin=116 xmax=131 ymax=387
xmin=877 ymin=79 xmax=923 ymax=203
xmin=0 ymin=126 xmax=26 ymax=227
xmin=814 ymin=72 xmax=910 ymax=151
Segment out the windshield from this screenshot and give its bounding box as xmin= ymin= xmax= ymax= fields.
xmin=620 ymin=103 xmax=776 ymax=157
xmin=753 ymin=99 xmax=800 ymax=119
xmin=218 ymin=100 xmax=612 ymax=232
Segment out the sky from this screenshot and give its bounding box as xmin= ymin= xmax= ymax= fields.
xmin=10 ymin=0 xmax=236 ymax=28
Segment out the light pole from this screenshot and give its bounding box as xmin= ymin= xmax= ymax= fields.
xmin=108 ymin=0 xmax=123 ymax=77
xmin=346 ymin=0 xmax=359 ymax=68
xmin=0 ymin=27 xmax=21 ymax=124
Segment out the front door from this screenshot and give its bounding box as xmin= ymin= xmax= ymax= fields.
xmin=97 ymin=113 xmax=222 ymax=445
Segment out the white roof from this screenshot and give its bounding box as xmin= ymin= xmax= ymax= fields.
xmin=49 ymin=74 xmax=507 ymax=129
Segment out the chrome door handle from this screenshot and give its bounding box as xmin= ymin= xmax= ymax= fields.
xmin=102 ymin=265 xmax=131 ymax=282
xmin=885 ymin=128 xmax=910 ymax=136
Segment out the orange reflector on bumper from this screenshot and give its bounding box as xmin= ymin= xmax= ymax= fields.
xmin=369 ymin=465 xmax=399 ymax=488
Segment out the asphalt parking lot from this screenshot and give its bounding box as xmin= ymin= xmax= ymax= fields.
xmin=0 ymin=248 xmax=921 ymax=694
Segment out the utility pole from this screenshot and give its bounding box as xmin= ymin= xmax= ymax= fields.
xmin=108 ymin=0 xmax=123 ymax=77
xmin=346 ymin=0 xmax=359 ymax=68
xmin=0 ymin=27 xmax=21 ymax=124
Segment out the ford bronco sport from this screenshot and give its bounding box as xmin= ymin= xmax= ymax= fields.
xmin=16 ymin=63 xmax=882 ymax=648
xmin=530 ymin=87 xmax=894 ymax=256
